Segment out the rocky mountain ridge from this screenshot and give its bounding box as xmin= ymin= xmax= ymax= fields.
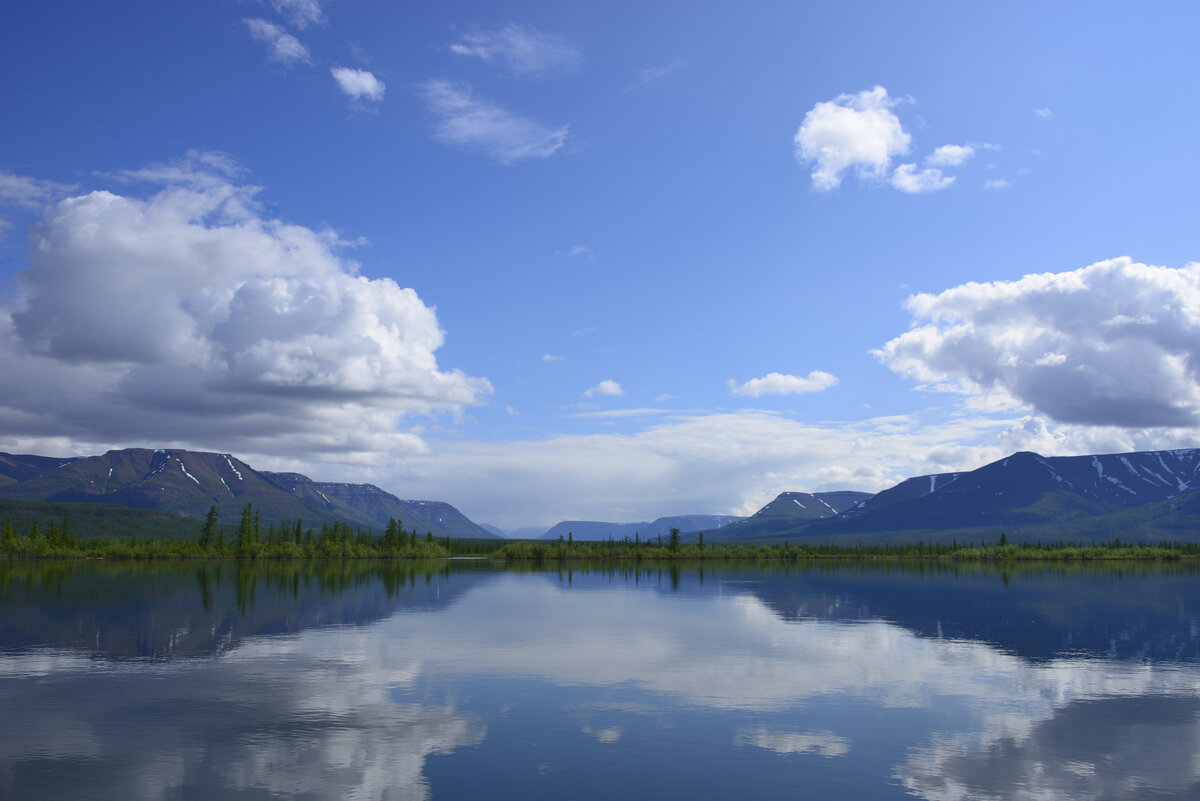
xmin=0 ymin=448 xmax=495 ymax=539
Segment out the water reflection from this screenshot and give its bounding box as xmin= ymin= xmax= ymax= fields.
xmin=0 ymin=560 xmax=1197 ymax=800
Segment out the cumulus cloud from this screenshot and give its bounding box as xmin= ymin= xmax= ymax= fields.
xmin=331 ymin=67 xmax=385 ymax=103
xmin=244 ymin=18 xmax=312 ymax=66
xmin=729 ymin=371 xmax=838 ymax=397
xmin=794 ymin=86 xmax=911 ymax=191
xmin=583 ymin=380 xmax=624 ymax=398
xmin=422 ymin=80 xmax=568 ymax=164
xmin=876 ymin=257 xmax=1200 ymax=428
xmin=926 ymin=144 xmax=975 ymax=167
xmin=449 ymin=24 xmax=581 ymax=77
xmin=0 ymin=152 xmax=490 ymax=460
xmin=891 ymin=164 xmax=954 ymax=194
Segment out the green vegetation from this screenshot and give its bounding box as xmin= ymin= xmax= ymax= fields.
xmin=495 ymin=535 xmax=1200 ymax=562
xmin=2 ymin=503 xmax=1197 ymax=563
xmin=0 ymin=498 xmax=204 ymax=541
xmin=0 ymin=504 xmax=450 ymax=560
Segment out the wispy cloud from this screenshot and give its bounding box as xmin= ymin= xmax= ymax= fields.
xmin=449 ymin=24 xmax=581 ymax=77
xmin=1034 ymin=107 xmax=1054 ymax=118
xmin=0 ymin=172 xmax=78 ymax=208
xmin=244 ymin=18 xmax=312 ymax=66
xmin=541 ymin=353 xmax=565 ymax=362
xmin=625 ymin=59 xmax=686 ymax=91
xmin=566 ymin=245 xmax=595 ymax=260
xmin=983 ymin=178 xmax=1011 ymax=190
xmin=729 ymin=371 xmax=838 ymax=397
xmin=422 ymin=80 xmax=567 ymax=164
xmin=567 ymin=408 xmax=669 ymax=419
xmin=584 ymin=380 xmax=624 ymax=398
xmin=331 ymin=67 xmax=385 ymax=103
xmin=268 ymin=0 xmax=324 ymax=29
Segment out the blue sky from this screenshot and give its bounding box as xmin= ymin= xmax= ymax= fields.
xmin=2 ymin=1 xmax=1199 ymax=530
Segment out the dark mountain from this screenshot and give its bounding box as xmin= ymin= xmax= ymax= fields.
xmin=0 ymin=448 xmax=492 ymax=539
xmin=816 ymin=448 xmax=1200 ymax=535
xmin=260 ymin=473 xmax=496 ymax=539
xmin=716 ymin=448 xmax=1200 ymax=543
xmin=539 ymin=514 xmax=745 ymax=542
xmin=398 ymin=500 xmax=497 ymax=539
xmin=0 ymin=449 xmax=300 ymax=521
xmin=0 ymin=453 xmax=75 ymax=487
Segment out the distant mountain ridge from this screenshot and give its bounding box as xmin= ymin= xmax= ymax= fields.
xmin=538 ymin=514 xmax=746 ymax=541
xmin=704 ymin=491 xmax=872 ymax=540
xmin=0 ymin=448 xmax=495 ymax=538
xmin=719 ymin=448 xmax=1200 ymax=543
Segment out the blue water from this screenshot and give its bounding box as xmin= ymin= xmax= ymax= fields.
xmin=1 ymin=560 xmax=1198 ymax=800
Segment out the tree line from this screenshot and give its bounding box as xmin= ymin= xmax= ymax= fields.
xmin=3 ymin=513 xmax=1199 ymax=562
xmin=1 ymin=504 xmax=451 ymax=560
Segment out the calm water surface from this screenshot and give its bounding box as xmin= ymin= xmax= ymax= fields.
xmin=1 ymin=559 xmax=1198 ymax=800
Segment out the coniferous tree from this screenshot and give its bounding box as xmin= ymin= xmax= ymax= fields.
xmin=200 ymin=505 xmax=219 ymax=550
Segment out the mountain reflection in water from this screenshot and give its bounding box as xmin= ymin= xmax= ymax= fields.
xmin=1 ymin=560 xmax=1197 ymax=800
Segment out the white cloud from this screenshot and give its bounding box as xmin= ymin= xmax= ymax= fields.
xmin=331 ymin=67 xmax=385 ymax=103
xmin=244 ymin=18 xmax=312 ymax=66
xmin=1035 ymin=107 xmax=1054 ymax=118
xmin=891 ymin=164 xmax=955 ymax=194
xmin=541 ymin=353 xmax=565 ymax=362
xmin=422 ymin=80 xmax=568 ymax=164
xmin=794 ymin=86 xmax=911 ymax=191
xmin=566 ymin=245 xmax=595 ymax=260
xmin=584 ymin=379 xmax=624 ymax=398
xmin=926 ymin=144 xmax=975 ymax=167
xmin=729 ymin=371 xmax=838 ymax=397
xmin=0 ymin=152 xmax=490 ymax=461
xmin=385 ymin=409 xmax=1040 ymax=529
xmin=449 ymin=24 xmax=581 ymax=77
xmin=983 ymin=178 xmax=1011 ymax=190
xmin=876 ymin=257 xmax=1200 ymax=428
xmin=737 ymin=727 xmax=851 ymax=758
xmin=269 ymin=0 xmax=324 ymax=29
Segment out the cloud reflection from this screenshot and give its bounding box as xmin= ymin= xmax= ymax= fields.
xmin=1 ymin=572 xmax=1198 ymax=800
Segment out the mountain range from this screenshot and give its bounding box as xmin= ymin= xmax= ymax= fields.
xmin=0 ymin=448 xmax=495 ymax=539
xmin=712 ymin=448 xmax=1200 ymax=544
xmin=3 ymin=446 xmax=1199 ymax=544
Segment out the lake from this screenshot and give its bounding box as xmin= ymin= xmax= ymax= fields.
xmin=1 ymin=559 xmax=1198 ymax=800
